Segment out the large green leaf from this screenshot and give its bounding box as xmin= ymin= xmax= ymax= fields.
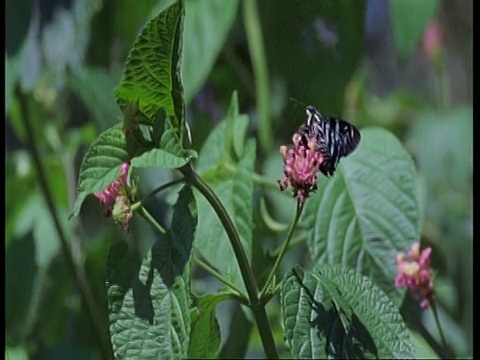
xmin=193 ymin=93 xmax=253 ymax=291
xmin=188 ymin=293 xmax=233 ymax=358
xmin=409 ymin=330 xmax=439 ymax=359
xmin=409 ymin=107 xmax=472 ymax=194
xmin=107 ymin=185 xmax=197 ymax=359
xmin=281 ymin=265 xmax=414 ymax=359
xmin=302 ymin=127 xmax=420 ymax=305
xmin=391 ymin=0 xmax=438 ymax=59
xmin=194 ymin=138 xmax=255 ymax=292
xmin=182 ymin=0 xmax=239 ymax=103
xmin=114 ymin=1 xmax=185 ymax=138
xmin=218 ymin=303 xmax=253 ymax=359
xmin=195 ymin=91 xmax=249 ymax=176
xmin=68 ymin=67 xmax=121 ymax=131
xmin=130 ymin=118 xmax=197 ymax=169
xmin=71 ymin=124 xmax=150 ymax=217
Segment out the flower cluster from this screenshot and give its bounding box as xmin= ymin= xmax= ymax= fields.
xmin=278 ymin=133 xmax=323 ymax=203
xmin=395 ymin=242 xmax=435 ymax=309
xmin=94 ymin=162 xmax=133 ymax=231
xmin=423 ymin=20 xmax=442 ymax=62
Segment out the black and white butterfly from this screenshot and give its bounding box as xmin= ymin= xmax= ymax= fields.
xmin=298 ymin=105 xmax=361 ymax=177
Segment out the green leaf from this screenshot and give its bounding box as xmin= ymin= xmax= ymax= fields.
xmin=218 ymin=304 xmax=253 ymax=359
xmin=409 ymin=107 xmax=472 ymax=193
xmin=302 ymin=127 xmax=420 ymax=305
xmin=182 ymin=0 xmax=239 ymax=103
xmin=409 ymin=330 xmax=439 ymax=359
xmin=114 ymin=1 xmax=185 ymax=139
xmin=196 ymin=92 xmax=249 ymax=175
xmin=131 ymin=148 xmax=196 ymax=170
xmin=281 ymin=265 xmax=414 ymax=359
xmin=6 ymin=233 xmax=38 ymax=342
xmin=107 ymin=185 xmax=197 ymax=359
xmin=5 ymin=346 xmax=29 ymax=360
xmin=130 ymin=117 xmax=197 ymax=170
xmin=194 ymin=139 xmax=255 ymax=292
xmin=188 ymin=293 xmax=232 ymax=358
xmin=391 ymin=0 xmax=438 ymax=59
xmin=14 ymin=194 xmax=64 ymax=268
xmin=5 ymin=54 xmax=21 ymax=114
xmin=68 ymin=67 xmax=121 ymax=131
xmin=71 ymin=124 xmax=131 ymax=217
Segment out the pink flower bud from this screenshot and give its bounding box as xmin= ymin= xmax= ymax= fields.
xmin=278 ymin=133 xmax=323 ymax=203
xmin=423 ymin=20 xmax=442 ymax=62
xmin=395 ymin=242 xmax=435 ymax=309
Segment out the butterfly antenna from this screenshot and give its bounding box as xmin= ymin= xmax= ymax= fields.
xmin=289 ymin=97 xmax=306 ymax=108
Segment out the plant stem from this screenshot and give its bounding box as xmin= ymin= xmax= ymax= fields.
xmin=137 ymin=206 xmax=166 ymax=234
xmin=223 ymin=162 xmax=279 ymax=190
xmin=260 ymin=201 xmax=304 ymax=300
xmin=243 ymin=0 xmax=272 ymax=152
xmin=140 ymin=178 xmax=185 ymax=204
xmin=181 ymin=164 xmax=279 ymax=359
xmin=193 ymin=257 xmax=247 ymax=301
xmin=16 ymin=87 xmax=112 ymax=359
xmin=430 ymin=301 xmax=448 ymax=351
xmin=270 ymin=233 xmax=307 ymax=258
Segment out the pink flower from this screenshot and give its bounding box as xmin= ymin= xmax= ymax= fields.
xmin=94 ymin=162 xmax=132 ymax=229
xmin=395 ymin=242 xmax=435 ymax=309
xmin=94 ymin=162 xmax=129 ymax=205
xmin=278 ymin=133 xmax=324 ymax=203
xmin=423 ymin=20 xmax=442 ymax=62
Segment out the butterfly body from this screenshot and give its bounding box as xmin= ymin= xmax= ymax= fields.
xmin=299 ymin=105 xmax=361 ymax=176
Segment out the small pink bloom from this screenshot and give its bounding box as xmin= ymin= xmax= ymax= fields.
xmin=423 ymin=20 xmax=442 ymax=61
xmin=278 ymin=133 xmax=323 ymax=203
xmin=94 ymin=162 xmax=131 ymax=223
xmin=94 ymin=162 xmax=129 ymax=204
xmin=395 ymin=242 xmax=435 ymax=309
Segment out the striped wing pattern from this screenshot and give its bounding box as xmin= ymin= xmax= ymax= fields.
xmin=299 ymin=106 xmax=361 ymax=176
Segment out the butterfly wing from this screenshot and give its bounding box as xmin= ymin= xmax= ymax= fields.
xmin=303 ymin=107 xmax=361 ymax=176
xmin=336 ymin=118 xmax=361 ymax=157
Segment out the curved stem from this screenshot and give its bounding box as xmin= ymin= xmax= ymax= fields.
xmin=434 ymin=56 xmax=450 ymax=111
xmin=140 ymin=178 xmax=185 ymax=204
xmin=223 ymin=162 xmax=280 ymax=190
xmin=181 ymin=164 xmax=279 ymax=359
xmin=269 ymin=233 xmax=307 ymax=258
xmin=137 ymin=205 xmax=166 ymax=234
xmin=16 ymin=87 xmax=112 ymax=359
xmin=243 ymin=0 xmax=272 ymax=152
xmin=430 ymin=301 xmax=448 ymax=351
xmin=259 ymin=201 xmax=304 ymax=301
xmin=193 ymin=257 xmax=247 ymax=301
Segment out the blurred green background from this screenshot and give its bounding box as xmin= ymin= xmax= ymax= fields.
xmin=6 ymin=0 xmax=472 ymax=358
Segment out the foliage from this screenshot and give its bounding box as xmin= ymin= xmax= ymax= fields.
xmin=6 ymin=0 xmax=472 ymax=359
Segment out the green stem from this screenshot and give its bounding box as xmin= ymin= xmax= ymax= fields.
xmin=243 ymin=0 xmax=272 ymax=152
xmin=223 ymin=162 xmax=279 ymax=190
xmin=270 ymin=233 xmax=307 ymax=258
xmin=434 ymin=55 xmax=450 ymax=111
xmin=16 ymin=87 xmax=112 ymax=359
xmin=181 ymin=164 xmax=279 ymax=359
xmin=140 ymin=178 xmax=185 ymax=204
xmin=430 ymin=301 xmax=448 ymax=351
xmin=222 ymin=43 xmax=255 ymax=96
xmin=193 ymin=257 xmax=247 ymax=301
xmin=260 ymin=201 xmax=304 ymax=300
xmin=137 ymin=206 xmax=167 ymax=234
